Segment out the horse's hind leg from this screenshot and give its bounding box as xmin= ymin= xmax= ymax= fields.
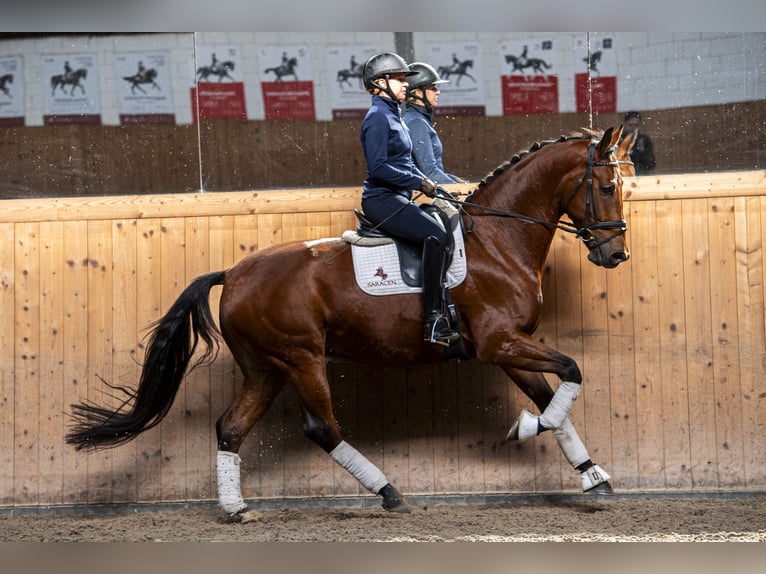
xmin=504 ymin=367 xmax=613 ymax=494
xmin=215 ymin=371 xmax=286 ymax=515
xmin=293 ymin=359 xmax=411 ymax=513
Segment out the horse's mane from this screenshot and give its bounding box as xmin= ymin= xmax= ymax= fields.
xmin=473 ymin=129 xmax=603 ymax=193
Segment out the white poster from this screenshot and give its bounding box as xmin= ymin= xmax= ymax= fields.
xmin=43 ymin=53 xmax=100 ymax=120
xmin=115 ymin=51 xmax=174 ymax=117
xmin=0 ymin=54 xmax=24 ymax=123
xmin=194 ymin=45 xmax=241 ymax=83
xmin=259 ymin=45 xmax=312 ymax=82
xmin=499 ymin=39 xmax=558 ymax=77
xmin=327 ymin=45 xmax=378 ymax=119
xmin=574 ymin=35 xmax=617 ymax=76
xmin=426 ymin=42 xmax=485 ymax=115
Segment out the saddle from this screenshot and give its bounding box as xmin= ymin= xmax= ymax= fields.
xmin=345 ymin=202 xmax=458 ymax=288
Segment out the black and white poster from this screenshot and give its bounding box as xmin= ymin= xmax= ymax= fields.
xmin=42 ymin=52 xmax=101 ymax=125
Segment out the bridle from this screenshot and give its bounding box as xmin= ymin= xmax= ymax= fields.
xmin=439 ymin=141 xmax=632 ymax=250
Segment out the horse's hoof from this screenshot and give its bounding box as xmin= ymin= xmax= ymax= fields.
xmin=506 ymin=409 xmax=539 ymax=442
xmin=585 ymin=480 xmax=615 ymax=496
xmin=379 ymin=483 xmax=412 ymax=513
xmin=239 ymin=509 xmax=263 ymax=523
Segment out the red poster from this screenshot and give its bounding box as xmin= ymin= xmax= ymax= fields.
xmin=191 ymin=82 xmax=247 ymax=120
xmin=501 ymin=75 xmax=559 ymax=115
xmin=262 ymin=81 xmax=315 ymax=120
xmin=575 ymin=74 xmax=617 ymax=113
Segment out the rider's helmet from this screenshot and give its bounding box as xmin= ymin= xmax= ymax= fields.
xmin=405 ymin=62 xmax=449 ymax=112
xmin=405 ymin=62 xmax=449 ymax=93
xmin=362 ymin=52 xmax=416 ymax=92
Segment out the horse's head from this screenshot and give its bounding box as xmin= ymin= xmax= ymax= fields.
xmin=560 ymin=127 xmax=633 ymax=268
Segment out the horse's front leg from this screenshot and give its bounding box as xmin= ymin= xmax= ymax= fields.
xmin=503 ymin=367 xmax=613 ymax=495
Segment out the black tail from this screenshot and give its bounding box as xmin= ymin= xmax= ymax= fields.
xmin=66 ymin=271 xmax=227 ymax=451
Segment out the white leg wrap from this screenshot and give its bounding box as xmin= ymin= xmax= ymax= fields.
xmin=217 ymin=450 xmax=247 ymax=515
xmin=539 ymin=381 xmax=581 ymax=430
xmin=330 ymin=440 xmax=389 ymax=494
xmin=581 ymin=464 xmax=611 ymax=491
xmin=552 ymin=418 xmax=590 ymax=469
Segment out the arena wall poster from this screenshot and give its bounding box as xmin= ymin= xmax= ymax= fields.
xmin=327 ymin=44 xmax=379 ymax=120
xmin=0 ymin=54 xmax=24 ymax=127
xmin=191 ymin=44 xmax=247 ymax=121
xmin=259 ymin=44 xmax=315 ymax=120
xmin=499 ymin=38 xmax=559 ymax=115
xmin=115 ymin=50 xmax=175 ymax=125
xmin=426 ymin=41 xmax=486 ymax=116
xmin=42 ymin=52 xmax=101 ymax=125
xmin=574 ymin=35 xmax=617 ymax=114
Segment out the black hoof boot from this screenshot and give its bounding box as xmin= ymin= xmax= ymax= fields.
xmin=379 ymin=483 xmax=412 ymax=513
xmin=586 ymin=480 xmax=615 ymax=495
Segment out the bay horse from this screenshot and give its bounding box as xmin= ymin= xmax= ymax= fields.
xmin=66 ymin=127 xmax=636 ymax=518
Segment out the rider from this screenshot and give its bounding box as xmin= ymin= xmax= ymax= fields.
xmin=359 ymin=52 xmax=460 ymax=347
xmin=63 ymin=60 xmax=73 ymax=82
xmin=403 ymin=62 xmax=468 ymax=185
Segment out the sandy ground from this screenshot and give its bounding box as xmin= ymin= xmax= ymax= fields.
xmin=2 ymin=496 xmax=765 ymax=542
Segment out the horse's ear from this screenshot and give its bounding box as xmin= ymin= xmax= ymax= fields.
xmin=618 ymin=125 xmax=638 ymax=158
xmin=597 ymin=126 xmax=625 ymax=157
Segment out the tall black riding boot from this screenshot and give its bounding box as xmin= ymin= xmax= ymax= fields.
xmin=422 ymin=236 xmax=460 ymax=346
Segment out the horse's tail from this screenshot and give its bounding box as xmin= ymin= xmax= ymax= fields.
xmin=66 ymin=271 xmax=227 ymax=451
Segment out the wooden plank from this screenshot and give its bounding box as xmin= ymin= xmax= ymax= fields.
xmin=628 ymin=201 xmax=666 ymax=489
xmin=739 ymin=197 xmax=766 ymax=487
xmin=184 ymin=216 xmax=213 ymax=501
xmin=350 ymin=367 xmax=384 ymax=497
xmin=110 ymin=219 xmax=138 ymax=504
xmin=61 ymin=221 xmax=90 ymax=503
xmin=326 ymin=361 xmax=359 ymax=496
xmin=656 ymin=200 xmax=692 ymax=489
xmin=708 ymin=197 xmax=745 ymax=487
xmin=432 ymin=362 xmax=460 ymax=493
xmin=407 ymin=365 xmax=435 ymax=495
xmin=456 ymin=362 xmax=484 ymax=493
xmin=86 ymin=219 xmax=114 ymax=503
xmin=159 ymin=217 xmax=187 ymax=501
xmin=482 ymin=363 xmax=511 ymax=493
xmin=606 ymin=215 xmax=639 ymax=490
xmin=0 ymin=223 xmax=15 ymax=505
xmin=134 ymin=219 xmax=163 ymax=502
xmin=13 ymin=223 xmax=41 ymax=505
xmin=38 ymin=221 xmax=65 ymax=504
xmin=681 ymin=199 xmax=718 ymax=488
xmin=382 ymin=365 xmax=411 ymax=495
xmin=0 ymin=172 xmax=763 ymax=224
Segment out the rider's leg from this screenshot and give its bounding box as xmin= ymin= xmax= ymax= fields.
xmin=422 ymin=236 xmax=459 ymax=346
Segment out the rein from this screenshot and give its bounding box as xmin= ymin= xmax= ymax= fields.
xmin=439 ymin=142 xmax=632 ymax=249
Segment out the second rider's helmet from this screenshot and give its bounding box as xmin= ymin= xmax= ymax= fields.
xmin=405 ymin=62 xmax=449 ymax=94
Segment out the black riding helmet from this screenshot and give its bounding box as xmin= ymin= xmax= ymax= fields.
xmin=363 ymin=52 xmax=416 ymax=100
xmin=405 ymin=62 xmax=449 ymax=113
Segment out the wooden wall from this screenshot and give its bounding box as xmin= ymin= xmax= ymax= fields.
xmin=2 ymin=100 xmax=765 ymax=199
xmin=1 ymin=171 xmax=765 ymax=509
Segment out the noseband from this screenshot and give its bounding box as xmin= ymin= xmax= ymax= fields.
xmin=447 ymin=142 xmax=631 ymax=249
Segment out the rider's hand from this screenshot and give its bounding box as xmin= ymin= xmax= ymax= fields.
xmin=420 ymin=178 xmax=437 ymax=198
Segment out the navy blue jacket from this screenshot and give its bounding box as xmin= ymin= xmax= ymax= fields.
xmin=403 ymin=103 xmax=457 ymax=184
xmin=360 ymin=95 xmax=426 ymax=201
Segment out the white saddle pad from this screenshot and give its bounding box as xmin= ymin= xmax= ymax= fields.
xmin=349 ymin=224 xmax=467 ymax=296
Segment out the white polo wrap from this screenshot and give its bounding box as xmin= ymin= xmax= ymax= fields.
xmin=217 ymin=450 xmax=247 ymax=514
xmin=539 ymin=381 xmax=581 ymax=430
xmin=330 ymin=440 xmax=388 ymax=494
xmin=552 ymin=417 xmax=590 ymax=469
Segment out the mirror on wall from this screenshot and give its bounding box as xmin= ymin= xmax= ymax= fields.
xmin=0 ymin=32 xmax=763 ymax=199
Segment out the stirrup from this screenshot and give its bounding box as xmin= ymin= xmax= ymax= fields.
xmin=424 ymin=314 xmax=460 ymax=346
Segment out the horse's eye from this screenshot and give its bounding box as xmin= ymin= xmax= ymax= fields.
xmin=600 ymin=184 xmax=615 ymax=197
